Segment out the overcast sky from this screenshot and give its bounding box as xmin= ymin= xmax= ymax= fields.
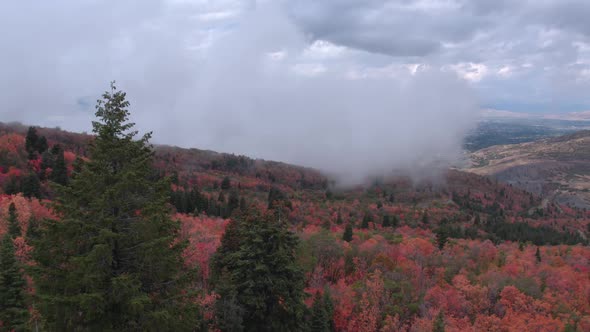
xmin=1 ymin=0 xmax=589 ymax=180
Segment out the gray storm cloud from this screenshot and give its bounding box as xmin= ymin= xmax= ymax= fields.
xmin=0 ymin=1 xmax=478 ymax=184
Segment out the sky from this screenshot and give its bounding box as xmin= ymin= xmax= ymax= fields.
xmin=1 ymin=0 xmax=590 ymax=181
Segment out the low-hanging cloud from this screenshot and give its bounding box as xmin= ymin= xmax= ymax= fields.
xmin=0 ymin=1 xmax=478 ymax=184
xmin=155 ymin=4 xmax=479 ymax=184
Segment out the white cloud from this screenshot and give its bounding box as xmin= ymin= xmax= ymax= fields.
xmin=291 ymin=63 xmax=327 ymax=76
xmin=302 ymin=40 xmax=347 ymax=59
xmin=497 ymin=65 xmax=513 ymax=78
xmin=447 ymin=62 xmax=489 ymax=82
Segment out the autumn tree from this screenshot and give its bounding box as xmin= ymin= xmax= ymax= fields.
xmin=32 ymin=83 xmax=200 ymax=331
xmin=213 ymin=208 xmax=306 ymax=331
xmin=0 ymin=207 xmax=29 ymax=331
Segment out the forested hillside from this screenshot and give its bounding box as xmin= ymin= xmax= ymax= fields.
xmin=0 ymin=87 xmax=589 ymax=331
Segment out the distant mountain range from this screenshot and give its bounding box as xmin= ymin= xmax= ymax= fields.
xmin=482 ymin=108 xmax=590 ymax=121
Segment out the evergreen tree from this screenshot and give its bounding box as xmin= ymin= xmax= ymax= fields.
xmin=32 ymin=83 xmax=199 ymax=331
xmin=7 ymin=203 xmax=21 ymax=238
xmin=207 ymin=198 xmax=218 ymax=217
xmin=239 ymin=197 xmax=247 ymax=211
xmin=39 ymin=151 xmax=53 ymax=181
xmin=382 ymin=215 xmax=391 ymax=228
xmin=25 ymin=126 xmax=39 ymax=158
xmin=22 ymin=172 xmax=41 ymax=198
xmin=391 ymin=215 xmax=400 ymax=228
xmin=228 ymin=190 xmax=240 ymax=215
xmin=36 ymin=136 xmax=48 ymax=154
xmin=435 ymin=227 xmax=449 ymax=250
xmin=71 ymin=156 xmax=85 ymax=179
xmin=322 ymin=218 xmax=331 ymax=230
xmin=213 ymin=208 xmax=306 ymax=331
xmin=310 ymin=292 xmax=329 ymax=332
xmin=361 ymin=213 xmax=371 ymax=229
xmin=221 ymin=176 xmax=231 ymax=190
xmin=323 ymin=287 xmax=335 ymax=332
xmin=535 ymin=247 xmax=542 ymax=263
xmin=268 ymin=187 xmax=289 ymax=210
xmin=421 ymin=211 xmax=429 ymax=225
xmin=336 ymin=212 xmax=343 ymax=225
xmin=1 ymin=203 xmax=28 ymax=330
xmin=0 ymin=232 xmax=29 ymax=332
xmin=433 ymin=311 xmax=445 ymax=332
xmin=3 ymin=177 xmax=20 ymax=196
xmin=342 ymin=224 xmax=353 ymax=242
xmin=49 ymin=144 xmax=68 ymax=186
xmin=26 ymin=217 xmax=41 ymax=243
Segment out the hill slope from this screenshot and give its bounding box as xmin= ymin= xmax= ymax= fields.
xmin=467 ymin=130 xmax=590 ymax=208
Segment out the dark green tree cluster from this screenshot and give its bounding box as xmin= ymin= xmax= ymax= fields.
xmin=25 ymin=126 xmax=48 ymax=160
xmin=32 ymin=83 xmax=199 ymax=331
xmin=3 ymin=173 xmax=41 ymax=198
xmin=485 ymin=220 xmax=587 ymax=245
xmin=335 ymin=212 xmax=343 ymax=225
xmin=309 ymin=290 xmax=334 ymax=332
xmin=211 ymin=208 xmax=306 ymax=331
xmin=361 ymin=212 xmax=373 ymax=229
xmin=221 ymin=176 xmax=231 ymax=190
xmin=49 ymin=144 xmax=68 ymax=186
xmin=210 ymin=155 xmax=253 ymax=175
xmin=0 ymin=203 xmax=30 ymax=331
xmin=191 ymin=189 xmax=245 ymax=219
xmin=170 ymin=187 xmax=208 ymax=214
xmin=342 ymin=224 xmax=353 ymax=242
xmin=268 ymin=186 xmax=291 ymax=210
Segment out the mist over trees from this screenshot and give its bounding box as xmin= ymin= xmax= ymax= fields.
xmin=0 ymin=85 xmax=589 ymax=331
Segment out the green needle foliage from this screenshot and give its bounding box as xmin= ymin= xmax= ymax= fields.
xmin=212 ymin=208 xmax=306 ymax=332
xmin=32 ymin=83 xmax=200 ymax=331
xmin=0 ymin=208 xmax=29 ymax=332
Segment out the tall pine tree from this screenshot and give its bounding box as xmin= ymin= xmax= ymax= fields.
xmin=49 ymin=144 xmax=68 ymax=186
xmin=310 ymin=292 xmax=329 ymax=332
xmin=342 ymin=224 xmax=353 ymax=242
xmin=212 ymin=208 xmax=306 ymax=331
xmin=0 ymin=206 xmax=29 ymax=331
xmin=7 ymin=203 xmax=21 ymax=238
xmin=32 ymin=83 xmax=200 ymax=331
